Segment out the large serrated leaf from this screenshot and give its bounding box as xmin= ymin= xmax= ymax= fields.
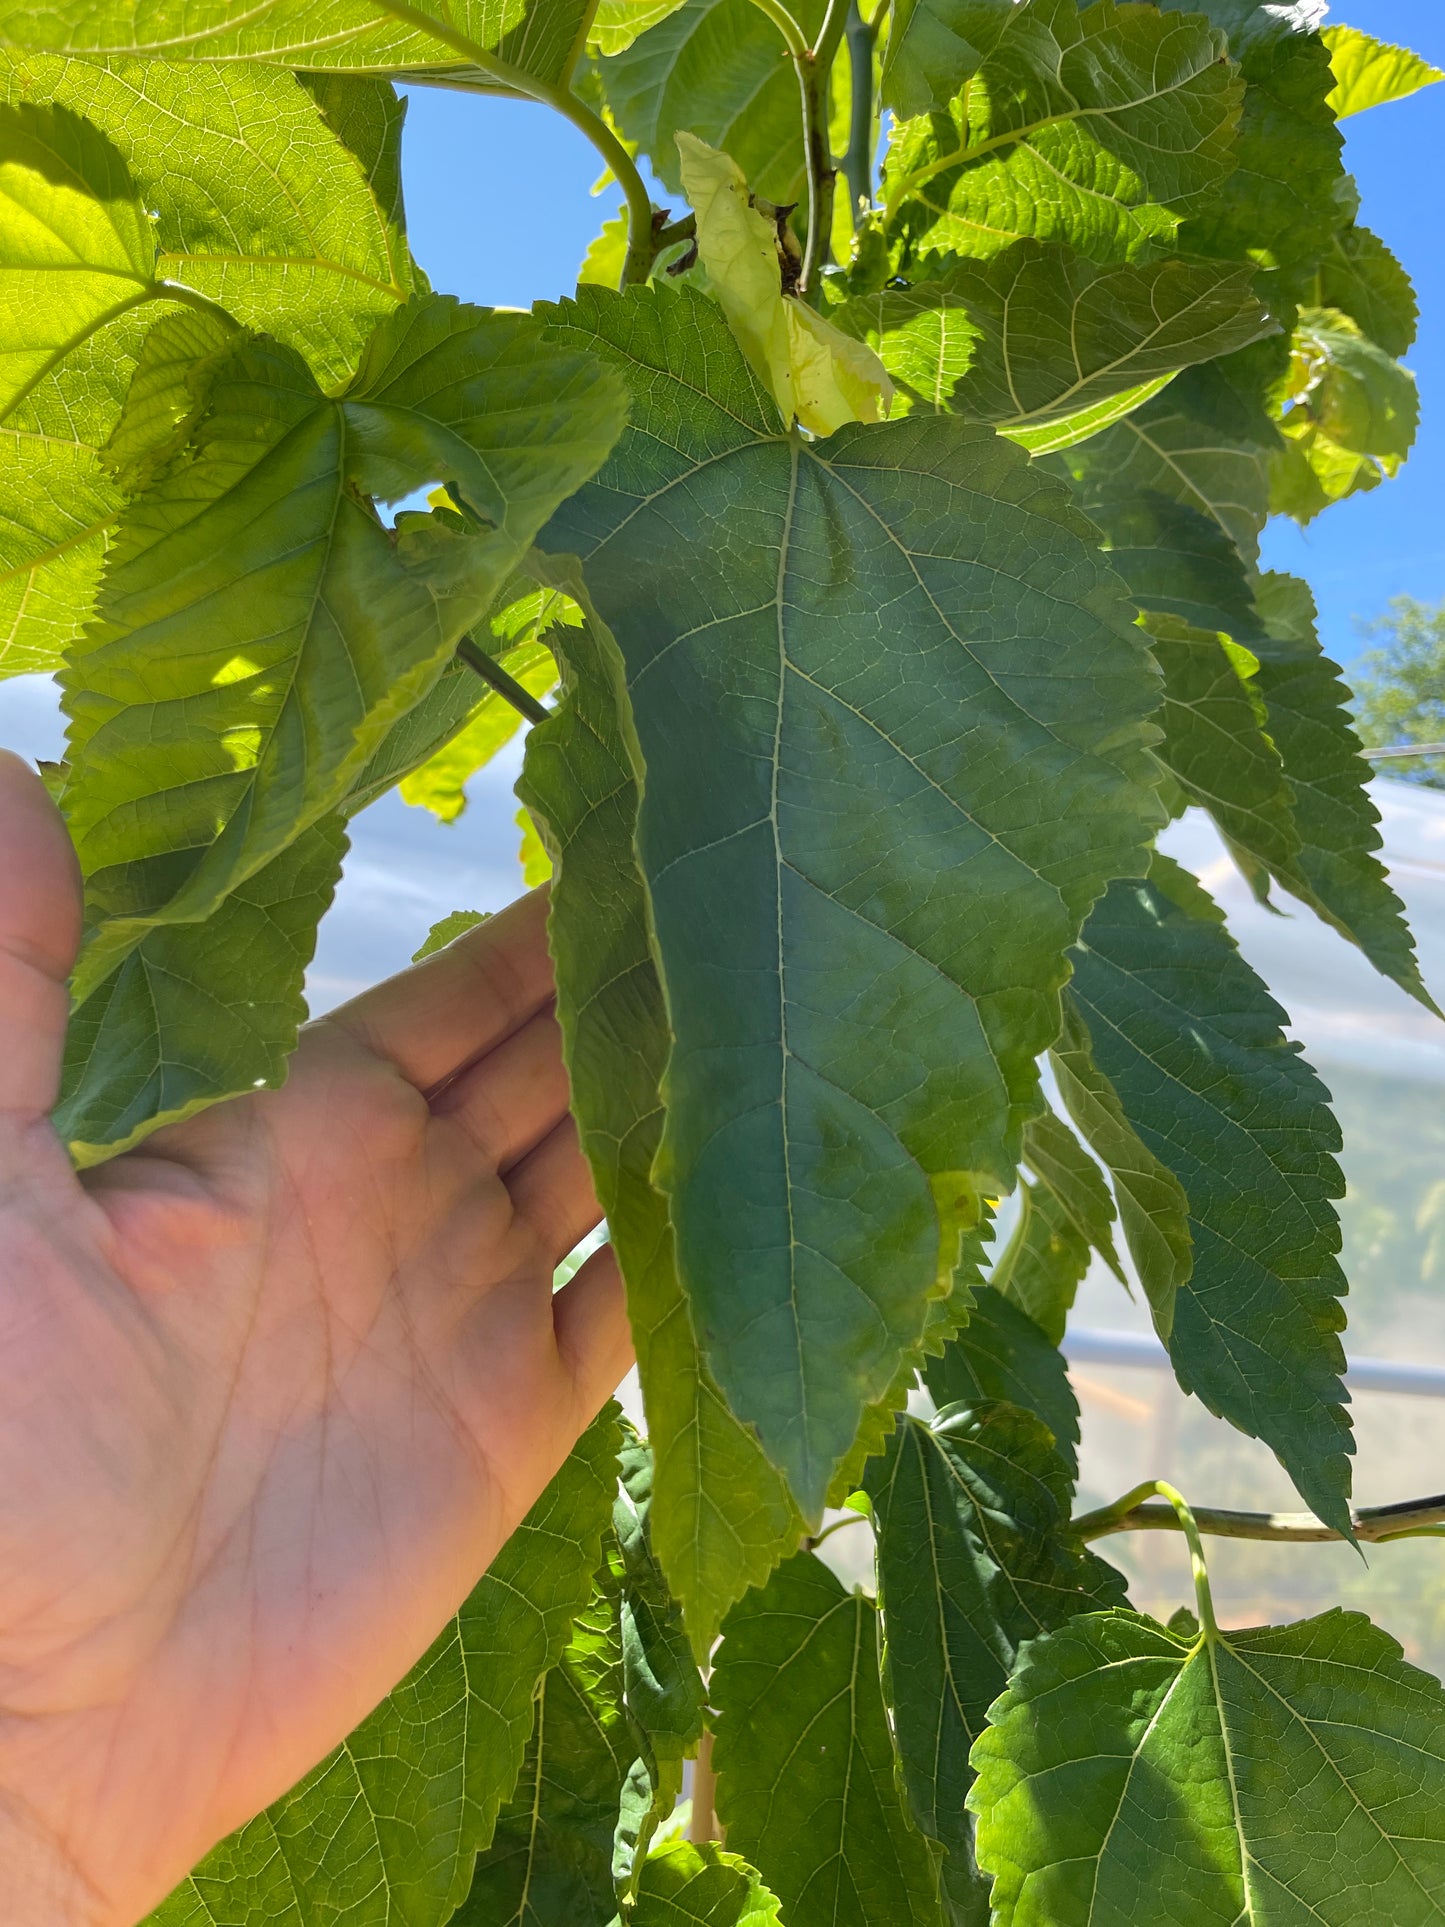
xmin=59 ymin=298 xmax=625 ymax=1157
xmin=518 ymin=593 xmax=800 ymax=1650
xmin=865 ymin=1406 xmax=1126 ymax=1924
xmin=1070 ymin=855 xmax=1353 ymax=1534
xmin=147 ymin=1407 xmax=622 ymax=1927
xmin=538 ymin=280 xmax=1162 ymax=1518
xmin=3 ymin=59 xmax=414 ymax=385
xmin=837 ymin=245 xmax=1273 ymax=431
xmin=713 ymin=1550 xmax=945 ymax=1927
xmin=882 ymin=0 xmax=1242 ymax=269
xmin=1247 ymin=571 xmax=1435 ymax=1010
xmin=1318 ymin=224 xmax=1417 ymax=359
xmin=882 ymin=0 xmax=1015 ymax=117
xmin=595 ymin=0 xmax=826 ymax=207
xmin=972 ymin=1605 xmax=1445 ymax=1924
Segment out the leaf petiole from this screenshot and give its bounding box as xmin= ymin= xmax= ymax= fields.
xmin=1082 ymin=1479 xmax=1219 ymax=1637
xmin=456 ymin=635 xmax=551 ymax=725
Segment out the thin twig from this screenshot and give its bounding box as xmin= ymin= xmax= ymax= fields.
xmin=1361 ymin=741 xmax=1445 ymax=761
xmin=456 ymin=635 xmax=550 ymax=725
xmin=689 ymin=1728 xmax=720 ymax=1845
xmin=1073 ymin=1491 xmax=1445 ymax=1547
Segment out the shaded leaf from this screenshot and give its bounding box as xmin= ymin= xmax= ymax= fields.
xmin=596 ymin=0 xmax=827 ymax=207
xmin=539 ymin=280 xmax=1162 ymax=1517
xmin=1161 ymin=0 xmax=1344 ymax=278
xmin=1050 ymin=993 xmax=1192 ymax=1340
xmin=1246 ymin=571 xmax=1435 ymax=1010
xmin=838 ymin=246 xmax=1272 ymax=432
xmin=972 ymin=1605 xmax=1445 ymax=1924
xmin=1318 ymin=223 xmax=1417 ymax=359
xmin=866 ymin=1405 xmax=1126 ymax=1922
xmin=882 ymin=0 xmax=1242 ymax=268
xmin=1022 ymin=1108 xmax=1123 ymax=1284
xmin=148 ymin=1406 xmax=622 ymax=1927
xmin=1324 ymin=23 xmax=1443 ymax=120
xmin=99 ymin=307 xmax=239 ymax=495
xmin=922 ymin=1284 xmax=1081 ymax=1477
xmin=713 ymin=1550 xmax=945 ymax=1927
xmin=458 ymin=1544 xmax=635 ymax=1927
xmin=518 ymin=591 xmax=800 ymax=1651
xmin=1069 ymin=855 xmax=1353 ymax=1534
xmin=1083 ymin=488 xmax=1266 ymax=640
xmin=991 ymin=1172 xmax=1090 ymax=1346
xmin=631 ymin=1842 xmax=782 ymax=1927
xmin=56 ymin=816 xmax=347 ymax=1163
xmin=882 ymin=0 xmax=1014 ymax=117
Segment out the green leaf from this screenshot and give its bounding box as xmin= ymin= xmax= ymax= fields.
xmin=1318 ymin=223 xmax=1418 ymax=359
xmin=1160 ymin=0 xmax=1344 ymax=279
xmin=56 ymin=815 xmax=346 ymax=1163
xmin=1324 ymin=23 xmax=1443 ymax=120
xmin=595 ymin=0 xmax=826 ymax=207
xmin=4 ymin=59 xmax=415 ymax=385
xmin=838 ymin=247 xmax=1273 ymax=432
xmin=922 ymin=1284 xmax=1081 ymax=1478
xmin=881 ymin=0 xmax=1242 ymax=268
xmin=518 ymin=592 xmax=801 ymax=1650
xmin=865 ymin=1406 xmax=1126 ymax=1922
xmin=1272 ymin=306 xmax=1418 ymax=524
xmin=972 ymin=1605 xmax=1445 ymax=1924
xmin=0 ymin=0 xmax=586 ymax=85
xmin=712 ymin=1550 xmax=945 ymax=1927
xmin=412 ymin=908 xmax=487 ymax=960
xmin=1246 ymin=571 xmax=1435 ymax=1010
xmin=1049 ymin=994 xmax=1191 ymax=1340
xmin=1082 ymin=488 xmax=1266 ymax=641
xmin=539 ymin=280 xmax=1162 ymax=1517
xmin=458 ymin=1545 xmax=636 ymax=1927
xmin=1052 ymin=374 xmax=1275 ymax=566
xmin=299 ymin=71 xmax=412 ymax=274
xmin=631 ymin=1842 xmax=782 ymax=1927
xmin=1022 ymin=1108 xmax=1123 ymax=1284
xmin=98 ymin=306 xmax=240 ymax=495
xmin=1069 ymin=855 xmax=1353 ymax=1534
xmin=148 ymin=1405 xmax=622 ymax=1927
xmin=882 ymin=0 xmax=1013 ymax=117
xmin=1150 ymin=614 xmax=1304 ymax=887
xmin=990 ymin=1172 xmax=1090 ymax=1346
xmin=59 ymin=300 xmax=624 ymax=1156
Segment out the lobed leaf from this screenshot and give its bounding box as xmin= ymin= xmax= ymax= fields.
xmin=838 ymin=246 xmax=1273 ymax=432
xmin=865 ymin=1405 xmax=1126 ymax=1920
xmin=923 ymin=1284 xmax=1081 ymax=1477
xmin=631 ymin=1842 xmax=782 ymax=1927
xmin=148 ymin=1406 xmax=622 ymax=1927
xmin=1069 ymin=855 xmax=1353 ymax=1533
xmin=518 ymin=589 xmax=800 ymax=1651
xmin=712 ymin=1550 xmax=945 ymax=1927
xmin=972 ymin=1605 xmax=1445 ymax=1924
xmin=539 ymin=280 xmax=1163 ymax=1517
xmin=1272 ymin=306 xmax=1418 ymax=524
xmin=1324 ymin=23 xmax=1443 ymax=121
xmin=595 ymin=0 xmax=827 ymax=208
xmin=882 ymin=0 xmax=1242 ymax=269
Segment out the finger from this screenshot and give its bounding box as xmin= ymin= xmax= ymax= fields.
xmin=325 ymin=887 xmax=554 ymax=1092
xmin=552 ymin=1243 xmax=633 ymax=1418
xmin=0 ymin=752 xmax=81 ymax=1121
xmin=431 ymin=1002 xmax=572 ymax=1170
xmin=504 ymin=1113 xmax=604 ymax=1262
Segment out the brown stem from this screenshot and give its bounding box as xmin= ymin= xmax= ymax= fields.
xmin=1073 ymin=1491 xmax=1445 ymax=1546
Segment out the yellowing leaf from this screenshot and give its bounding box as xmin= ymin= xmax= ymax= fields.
xmin=676 ymin=132 xmax=891 ymax=435
xmin=1324 ymin=24 xmax=1443 ymax=120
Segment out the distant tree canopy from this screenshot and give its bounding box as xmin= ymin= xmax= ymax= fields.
xmin=1354 ymin=595 xmax=1445 ymax=787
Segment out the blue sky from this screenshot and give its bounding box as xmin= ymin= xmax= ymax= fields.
xmin=397 ymin=0 xmax=1445 ymax=671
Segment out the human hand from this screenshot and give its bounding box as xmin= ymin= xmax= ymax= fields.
xmin=0 ymin=750 xmax=631 ymax=1926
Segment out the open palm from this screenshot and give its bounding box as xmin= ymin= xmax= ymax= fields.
xmin=0 ymin=751 xmax=630 ymax=1927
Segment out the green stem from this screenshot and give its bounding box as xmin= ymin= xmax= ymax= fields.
xmin=746 ymin=0 xmax=845 ymax=297
xmin=1082 ymin=1480 xmax=1217 ymax=1637
xmin=807 ymin=1510 xmax=868 ymax=1549
xmin=843 ymin=0 xmax=877 ymax=215
xmin=374 ymin=0 xmax=656 ymax=286
xmin=1074 ymin=1489 xmax=1445 ymax=1548
xmin=157 ymin=281 xmax=246 ymax=331
xmin=456 ymin=635 xmax=551 ymax=725
xmin=746 ymin=0 xmax=809 ymax=57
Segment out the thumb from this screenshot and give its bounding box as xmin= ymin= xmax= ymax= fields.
xmin=0 ymin=750 xmax=81 ymax=1122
